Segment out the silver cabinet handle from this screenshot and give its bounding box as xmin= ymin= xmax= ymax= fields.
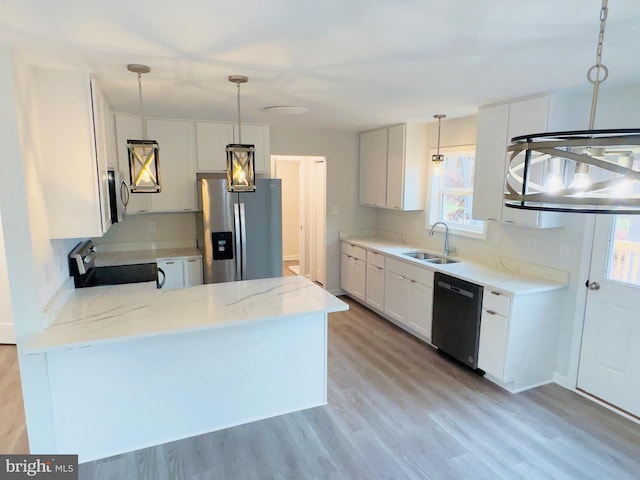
xmin=486 ymin=310 xmax=498 ymax=315
xmin=491 ymin=291 xmax=501 ymax=296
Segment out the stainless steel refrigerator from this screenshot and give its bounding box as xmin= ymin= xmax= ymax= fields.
xmin=196 ymin=174 xmax=283 ymax=283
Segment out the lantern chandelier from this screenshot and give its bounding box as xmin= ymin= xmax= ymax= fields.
xmin=226 ymin=75 xmax=256 ymax=192
xmin=504 ymin=0 xmax=640 ymax=214
xmin=126 ymin=64 xmax=161 ymax=193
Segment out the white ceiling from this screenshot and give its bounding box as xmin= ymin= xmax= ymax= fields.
xmin=2 ymin=0 xmax=640 ymax=131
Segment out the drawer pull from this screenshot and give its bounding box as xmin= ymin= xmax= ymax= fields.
xmin=491 ymin=291 xmax=502 ymax=296
xmin=165 ymin=261 xmax=175 ymax=265
xmin=188 ymin=259 xmax=197 ymax=263
xmin=486 ymin=310 xmax=498 ymax=316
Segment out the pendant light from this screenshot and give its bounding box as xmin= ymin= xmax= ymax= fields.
xmin=226 ymin=75 xmax=256 ymax=192
xmin=126 ymin=64 xmax=161 ymax=193
xmin=432 ymin=114 xmax=446 ymax=176
xmin=504 ymin=0 xmax=640 ymax=214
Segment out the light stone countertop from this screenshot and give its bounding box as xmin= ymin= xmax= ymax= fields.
xmin=94 ymin=247 xmax=202 ymax=267
xmin=343 ymin=237 xmax=568 ymax=295
xmin=26 ymin=276 xmax=348 ymax=354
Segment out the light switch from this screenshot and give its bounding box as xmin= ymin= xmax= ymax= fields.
xmin=148 ymin=221 xmax=156 ymax=233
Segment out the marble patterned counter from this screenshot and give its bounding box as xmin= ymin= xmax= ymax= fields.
xmin=25 ymin=276 xmax=348 ymax=462
xmin=26 ymin=275 xmax=347 ymax=354
xmin=343 ymin=237 xmax=568 ymax=295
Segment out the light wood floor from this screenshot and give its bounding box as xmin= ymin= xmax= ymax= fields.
xmin=283 ymin=260 xmax=299 ymax=277
xmin=0 ymin=344 xmax=29 ymax=454
xmin=4 ymin=299 xmax=640 ymax=478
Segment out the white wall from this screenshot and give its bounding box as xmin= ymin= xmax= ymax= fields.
xmin=270 ymin=127 xmax=376 ymax=292
xmin=274 ymin=159 xmax=301 ymax=260
xmin=0 ymin=211 xmax=15 ymax=343
xmin=1 ymin=46 xmax=57 ymax=453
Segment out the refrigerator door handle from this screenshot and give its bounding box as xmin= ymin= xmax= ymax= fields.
xmin=233 ymin=203 xmax=242 ymax=280
xmin=240 ymin=203 xmax=247 ymax=279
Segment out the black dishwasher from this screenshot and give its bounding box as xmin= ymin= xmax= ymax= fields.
xmin=432 ymin=272 xmax=484 ymax=370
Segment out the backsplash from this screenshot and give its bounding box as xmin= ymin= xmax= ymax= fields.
xmin=92 ymin=212 xmax=197 ymax=251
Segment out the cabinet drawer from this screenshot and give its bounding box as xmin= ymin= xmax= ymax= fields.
xmin=386 ymin=257 xmax=434 ymax=287
xmin=367 ymin=250 xmax=385 ymax=268
xmin=341 ymin=242 xmax=367 ymax=261
xmin=483 ymin=290 xmax=511 ymax=317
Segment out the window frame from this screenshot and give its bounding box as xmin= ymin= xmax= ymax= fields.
xmin=427 ymin=144 xmax=486 ymax=239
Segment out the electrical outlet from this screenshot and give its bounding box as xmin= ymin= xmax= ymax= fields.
xmin=330 ymin=205 xmax=339 ymax=216
xmin=560 ymin=243 xmax=571 ymax=258
xmin=148 ymin=221 xmax=156 ymax=233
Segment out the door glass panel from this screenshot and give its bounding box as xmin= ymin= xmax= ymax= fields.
xmin=606 ymin=215 xmax=640 ymax=287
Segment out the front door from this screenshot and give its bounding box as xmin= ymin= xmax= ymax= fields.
xmin=577 ymin=214 xmax=640 ymax=418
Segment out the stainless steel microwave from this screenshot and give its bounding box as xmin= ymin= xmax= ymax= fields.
xmin=107 ymin=169 xmax=128 ymax=224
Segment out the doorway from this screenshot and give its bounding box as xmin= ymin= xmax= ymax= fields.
xmin=577 ymin=214 xmax=640 ymax=419
xmin=272 ymin=156 xmax=326 ymax=286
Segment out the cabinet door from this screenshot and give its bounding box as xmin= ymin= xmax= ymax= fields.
xmin=478 ymin=310 xmax=509 ymax=380
xmin=35 ymin=69 xmax=105 ymax=238
xmin=158 ymin=259 xmax=185 ymax=290
xmin=384 ymin=271 xmax=408 ymax=324
xmin=359 ymin=129 xmax=388 ymax=207
xmin=196 ymin=122 xmax=234 ymax=171
xmin=366 ymin=263 xmax=385 ymax=311
xmin=472 ymin=103 xmax=510 ymax=222
xmin=234 ymin=124 xmax=270 ymax=173
xmin=183 ymin=258 xmax=203 ymax=287
xmin=501 ymin=96 xmax=549 ymax=227
xmin=341 ymin=254 xmax=354 ymax=294
xmin=353 ymin=258 xmax=367 ymax=302
xmin=90 ymin=80 xmax=112 ymax=234
xmin=114 ymin=113 xmax=151 ymax=214
xmin=406 ymin=281 xmax=433 ymax=340
xmin=386 ymin=124 xmax=406 ymax=210
xmin=146 ymin=119 xmax=197 ymax=212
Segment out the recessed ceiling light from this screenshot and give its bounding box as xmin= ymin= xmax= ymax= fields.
xmin=263 ymin=106 xmax=308 ymax=115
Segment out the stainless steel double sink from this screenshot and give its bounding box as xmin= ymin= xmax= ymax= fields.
xmin=402 ymin=251 xmax=460 ymax=265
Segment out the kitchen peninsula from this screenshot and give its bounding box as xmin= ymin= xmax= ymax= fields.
xmin=26 ymin=276 xmax=348 ymax=462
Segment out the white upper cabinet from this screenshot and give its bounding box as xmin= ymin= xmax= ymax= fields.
xmin=359 ymin=123 xmax=426 ymax=211
xmin=114 ymin=115 xmax=197 ymax=213
xmin=33 ymin=69 xmax=114 ymax=238
xmin=471 ymin=104 xmax=510 ymax=223
xmin=196 ymin=122 xmax=233 ymax=171
xmin=146 ymin=119 xmax=197 ymax=212
xmin=472 ymin=95 xmax=576 ymax=229
xmin=196 ymin=122 xmax=270 ymax=174
xmin=360 ymin=123 xmax=427 ymax=210
xmin=359 ymin=129 xmax=388 ymax=207
xmin=235 ymin=124 xmax=270 ymax=173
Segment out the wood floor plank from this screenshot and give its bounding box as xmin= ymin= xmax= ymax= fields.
xmin=0 ymin=345 xmax=28 ymax=454
xmin=7 ymin=296 xmax=639 ymax=479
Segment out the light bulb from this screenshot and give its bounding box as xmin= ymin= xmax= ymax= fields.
xmin=545 ymin=174 xmax=565 ymax=193
xmin=569 ymin=162 xmax=591 ymax=192
xmin=433 ymin=161 xmax=442 ymax=176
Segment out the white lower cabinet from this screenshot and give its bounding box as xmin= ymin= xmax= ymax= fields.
xmin=184 ymin=258 xmax=203 ymax=287
xmin=340 ymin=243 xmax=367 ymax=302
xmin=158 ymin=257 xmax=203 ymax=290
xmin=384 ymin=271 xmax=408 ymax=324
xmin=478 ymin=309 xmax=509 ymax=379
xmin=406 ymin=280 xmax=433 ymax=341
xmin=384 ymin=258 xmax=434 ymax=340
xmin=365 ymin=251 xmax=385 ymax=311
xmin=477 ymin=288 xmax=563 ymax=392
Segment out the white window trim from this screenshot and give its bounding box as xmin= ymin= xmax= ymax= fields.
xmin=426 ymin=145 xmax=487 ymax=240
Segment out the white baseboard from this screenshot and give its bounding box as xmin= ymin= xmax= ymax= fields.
xmin=553 ymin=372 xmax=571 ymax=389
xmin=283 ymin=255 xmax=300 ymax=262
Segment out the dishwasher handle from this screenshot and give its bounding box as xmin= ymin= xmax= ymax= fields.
xmin=437 ymin=280 xmax=475 ymax=299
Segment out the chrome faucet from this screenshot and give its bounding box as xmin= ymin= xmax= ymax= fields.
xmin=429 ymin=222 xmax=456 ymax=257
